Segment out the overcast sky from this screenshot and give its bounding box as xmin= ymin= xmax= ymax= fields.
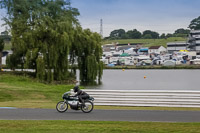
xmin=71 ymin=0 xmax=200 ymax=37
xmin=1 ymin=0 xmax=200 ymax=37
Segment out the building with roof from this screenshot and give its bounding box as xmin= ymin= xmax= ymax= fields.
xmin=148 ymin=46 xmax=167 ymax=54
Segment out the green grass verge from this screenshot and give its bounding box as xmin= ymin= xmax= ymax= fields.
xmin=0 ymin=120 xmax=200 ymax=133
xmin=103 ymin=37 xmax=186 ymax=47
xmin=0 ymin=72 xmax=76 ymax=108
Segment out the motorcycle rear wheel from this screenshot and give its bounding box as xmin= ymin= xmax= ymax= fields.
xmin=56 ymin=101 xmax=68 ymax=113
xmin=81 ymin=101 xmax=94 ymax=113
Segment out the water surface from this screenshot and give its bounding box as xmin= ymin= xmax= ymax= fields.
xmin=83 ymin=69 xmax=200 ymax=90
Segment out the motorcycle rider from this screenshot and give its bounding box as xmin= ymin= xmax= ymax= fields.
xmin=73 ymin=86 xmax=89 ymax=107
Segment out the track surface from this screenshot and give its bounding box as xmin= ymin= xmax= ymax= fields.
xmin=0 ymin=108 xmax=200 ymax=122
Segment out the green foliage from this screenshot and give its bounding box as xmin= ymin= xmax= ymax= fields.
xmin=166 ymin=33 xmax=173 ymax=38
xmin=3 ymin=41 xmax=12 ymax=50
xmin=86 ymin=55 xmax=98 ymax=81
xmin=6 ymin=54 xmax=19 ymax=70
xmin=126 ymin=29 xmax=142 ymax=39
xmin=160 ymin=33 xmax=166 ymax=39
xmin=36 ymin=56 xmax=45 ymax=81
xmin=106 ymin=27 xmax=191 ymax=40
xmin=0 ymin=37 xmax=4 ymax=69
xmin=109 ymin=29 xmax=126 ymax=39
xmin=107 ymin=29 xmax=161 ymax=40
xmin=173 ymin=28 xmax=190 ymax=38
xmin=143 ymin=34 xmax=152 ymax=39
xmin=0 ymin=37 xmax=4 ymax=51
xmin=1 ymin=0 xmax=103 ymax=84
xmin=189 ymin=16 xmax=200 ymax=30
xmin=174 ymin=28 xmax=190 ymax=34
xmin=143 ymin=30 xmax=159 ymax=39
xmin=72 ymin=29 xmax=103 ymax=83
xmin=98 ymin=61 xmax=104 ymax=81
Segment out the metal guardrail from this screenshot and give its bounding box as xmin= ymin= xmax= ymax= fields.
xmin=84 ymin=89 xmax=200 ymax=108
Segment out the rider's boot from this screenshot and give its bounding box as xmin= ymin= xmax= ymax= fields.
xmin=82 ymin=100 xmax=86 ymax=107
xmin=82 ymin=102 xmax=86 ymax=107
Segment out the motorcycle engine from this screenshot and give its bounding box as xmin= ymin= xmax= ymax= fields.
xmin=68 ymin=101 xmax=79 ymax=110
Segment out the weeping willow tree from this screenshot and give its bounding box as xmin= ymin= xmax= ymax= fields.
xmin=1 ymin=0 xmax=79 ymax=82
xmin=0 ymin=0 xmax=30 ymax=70
xmin=0 ymin=0 xmax=103 ymax=83
xmin=71 ymin=28 xmax=103 ymax=84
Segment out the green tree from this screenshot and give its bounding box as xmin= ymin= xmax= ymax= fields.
xmin=1 ymin=0 xmax=103 ymax=83
xmin=1 ymin=0 xmax=78 ymax=81
xmin=0 ymin=37 xmax=4 ymax=70
xmin=126 ymin=29 xmax=142 ymax=39
xmin=1 ymin=0 xmax=30 ymax=70
xmin=6 ymin=54 xmax=19 ymax=70
xmin=160 ymin=33 xmax=166 ymax=39
xmin=71 ymin=28 xmax=103 ymax=84
xmin=132 ymin=29 xmax=142 ymax=39
xmin=166 ymin=33 xmax=173 ymax=38
xmin=143 ymin=34 xmax=152 ymax=39
xmin=173 ymin=28 xmax=190 ymax=37
xmin=126 ymin=30 xmax=133 ymax=39
xmin=143 ymin=30 xmax=159 ymax=39
xmin=189 ymin=16 xmax=200 ymax=30
xmin=109 ymin=29 xmax=126 ymax=39
xmin=174 ymin=28 xmax=190 ymax=34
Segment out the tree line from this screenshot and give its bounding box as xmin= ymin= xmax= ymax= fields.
xmin=105 ymin=16 xmax=200 ymax=40
xmin=0 ymin=0 xmax=103 ymax=84
xmin=105 ymin=28 xmax=190 ymax=40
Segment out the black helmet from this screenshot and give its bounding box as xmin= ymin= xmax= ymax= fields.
xmin=73 ymin=86 xmax=79 ymax=92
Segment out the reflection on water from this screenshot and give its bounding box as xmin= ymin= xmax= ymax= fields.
xmin=81 ymin=69 xmax=200 ymax=90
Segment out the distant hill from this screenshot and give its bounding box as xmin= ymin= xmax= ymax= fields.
xmin=103 ymin=37 xmax=187 ymax=48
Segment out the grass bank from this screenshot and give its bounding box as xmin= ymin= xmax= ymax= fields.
xmin=103 ymin=37 xmax=186 ymax=47
xmin=0 ymin=72 xmax=75 ymax=108
xmin=0 ymin=120 xmax=200 ymax=133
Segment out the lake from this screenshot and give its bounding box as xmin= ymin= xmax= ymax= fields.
xmin=81 ymin=69 xmax=200 ymax=90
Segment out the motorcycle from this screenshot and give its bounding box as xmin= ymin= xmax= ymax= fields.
xmin=56 ymin=90 xmax=94 ymax=113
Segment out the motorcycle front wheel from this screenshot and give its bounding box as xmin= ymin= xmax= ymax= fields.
xmin=81 ymin=101 xmax=94 ymax=113
xmin=56 ymin=101 xmax=68 ymax=113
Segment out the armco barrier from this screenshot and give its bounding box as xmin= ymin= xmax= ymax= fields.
xmin=84 ymin=89 xmax=200 ymax=108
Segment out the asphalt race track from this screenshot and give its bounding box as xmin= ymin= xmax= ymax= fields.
xmin=0 ymin=108 xmax=200 ymax=122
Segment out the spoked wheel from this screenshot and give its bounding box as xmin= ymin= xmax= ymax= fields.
xmin=81 ymin=101 xmax=94 ymax=113
xmin=56 ymin=101 xmax=68 ymax=113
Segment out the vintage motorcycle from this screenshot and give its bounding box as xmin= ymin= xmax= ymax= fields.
xmin=56 ymin=90 xmax=94 ymax=113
